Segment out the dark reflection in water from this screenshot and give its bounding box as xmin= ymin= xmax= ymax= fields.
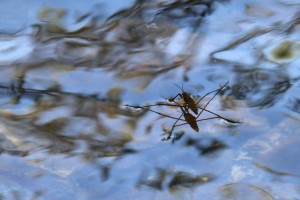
xmin=185 ymin=137 xmax=227 ymax=155
xmin=221 ymin=67 xmax=292 ymax=108
xmin=136 ymin=168 xmax=214 ymax=191
xmin=0 ymin=79 xmax=146 ymax=154
xmin=0 ymin=0 xmax=300 ymax=199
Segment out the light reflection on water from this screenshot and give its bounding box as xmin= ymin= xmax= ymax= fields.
xmin=0 ymin=0 xmax=300 ymax=199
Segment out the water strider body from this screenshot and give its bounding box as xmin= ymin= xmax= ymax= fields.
xmin=169 ymin=84 xmax=198 ymax=115
xmin=179 ymin=106 xmax=199 ymax=132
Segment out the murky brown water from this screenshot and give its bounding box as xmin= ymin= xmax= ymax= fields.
xmin=0 ymin=0 xmax=300 ymax=199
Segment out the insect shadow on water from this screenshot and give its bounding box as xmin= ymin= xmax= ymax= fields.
xmin=126 ymin=82 xmax=240 ymax=141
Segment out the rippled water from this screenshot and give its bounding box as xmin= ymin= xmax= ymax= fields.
xmin=0 ymin=0 xmax=300 ymax=199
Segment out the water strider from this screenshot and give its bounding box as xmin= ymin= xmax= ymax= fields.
xmin=126 ymin=82 xmax=239 ymax=140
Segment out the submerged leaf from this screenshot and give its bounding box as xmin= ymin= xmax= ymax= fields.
xmin=169 ymin=172 xmax=214 ymax=191
xmin=264 ymin=39 xmax=300 ymax=64
xmin=272 ymin=40 xmax=294 ymax=59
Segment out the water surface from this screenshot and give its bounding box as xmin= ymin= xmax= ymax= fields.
xmin=0 ymin=0 xmax=300 ymax=199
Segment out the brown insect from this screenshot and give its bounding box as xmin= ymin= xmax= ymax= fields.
xmin=169 ymin=84 xmax=198 ymax=115
xmin=173 ymin=82 xmax=231 ymax=129
xmin=179 ymin=106 xmax=199 ymax=132
xmin=126 ymin=81 xmax=238 ymax=141
xmin=168 ymin=83 xmax=229 ymax=132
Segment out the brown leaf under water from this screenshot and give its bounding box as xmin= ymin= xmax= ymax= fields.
xmin=169 ymin=172 xmax=214 ymax=192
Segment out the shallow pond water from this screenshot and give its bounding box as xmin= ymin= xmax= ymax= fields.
xmin=0 ymin=0 xmax=300 ymax=199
